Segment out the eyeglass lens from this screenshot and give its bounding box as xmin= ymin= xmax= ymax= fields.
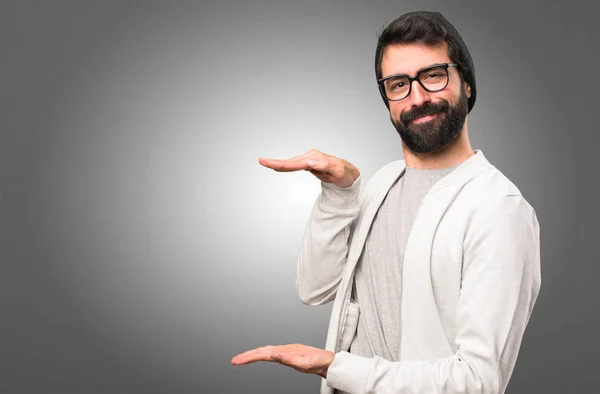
xmin=383 ymin=66 xmax=449 ymax=100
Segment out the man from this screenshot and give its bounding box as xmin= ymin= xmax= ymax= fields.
xmin=231 ymin=11 xmax=541 ymax=394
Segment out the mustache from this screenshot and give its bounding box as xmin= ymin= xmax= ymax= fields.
xmin=400 ymin=100 xmax=450 ymax=124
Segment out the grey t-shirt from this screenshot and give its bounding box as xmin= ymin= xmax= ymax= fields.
xmin=348 ymin=163 xmax=460 ymax=361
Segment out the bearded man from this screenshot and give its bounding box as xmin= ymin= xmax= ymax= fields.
xmin=232 ymin=11 xmax=541 ymax=394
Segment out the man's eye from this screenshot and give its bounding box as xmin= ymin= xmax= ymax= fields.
xmin=423 ymin=72 xmax=444 ymax=80
xmin=390 ymin=81 xmax=406 ymax=90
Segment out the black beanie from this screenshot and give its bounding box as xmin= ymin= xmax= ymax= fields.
xmin=376 ymin=11 xmax=477 ymax=113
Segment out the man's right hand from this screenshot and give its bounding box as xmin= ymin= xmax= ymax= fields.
xmin=258 ymin=149 xmax=360 ymax=188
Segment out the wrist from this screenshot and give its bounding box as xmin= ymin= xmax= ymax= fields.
xmin=317 ymin=351 xmax=335 ymax=378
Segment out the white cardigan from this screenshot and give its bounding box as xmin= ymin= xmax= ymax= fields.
xmin=296 ymin=150 xmax=541 ymax=394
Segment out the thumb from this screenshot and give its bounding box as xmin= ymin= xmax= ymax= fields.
xmin=271 ymin=352 xmax=293 ymax=367
xmin=307 ymin=159 xmax=329 ymax=172
xmin=271 ymin=352 xmax=281 ymax=360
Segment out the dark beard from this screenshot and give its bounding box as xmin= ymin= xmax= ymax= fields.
xmin=391 ymin=88 xmax=468 ymax=154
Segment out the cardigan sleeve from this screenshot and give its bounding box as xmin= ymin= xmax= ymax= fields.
xmin=325 ymin=195 xmax=541 ymax=393
xmin=296 ymin=176 xmax=361 ymax=305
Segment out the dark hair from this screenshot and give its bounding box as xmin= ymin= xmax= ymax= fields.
xmin=375 ymin=11 xmax=476 ymax=112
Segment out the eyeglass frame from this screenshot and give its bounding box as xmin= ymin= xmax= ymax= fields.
xmin=377 ymin=63 xmax=458 ymax=101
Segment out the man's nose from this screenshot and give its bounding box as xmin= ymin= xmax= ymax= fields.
xmin=409 ymin=80 xmax=431 ymax=107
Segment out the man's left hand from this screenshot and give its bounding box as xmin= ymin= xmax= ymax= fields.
xmin=231 ymin=344 xmax=335 ymax=378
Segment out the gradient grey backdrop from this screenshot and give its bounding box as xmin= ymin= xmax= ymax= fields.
xmin=1 ymin=1 xmax=598 ymax=393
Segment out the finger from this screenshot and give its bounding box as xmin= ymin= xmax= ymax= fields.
xmin=258 ymin=152 xmax=312 ymax=167
xmin=259 ymin=158 xmax=311 ymax=172
xmin=259 ymin=149 xmax=322 ymax=169
xmin=234 ymin=345 xmax=273 ymax=357
xmin=287 ymin=148 xmax=321 ymax=160
xmin=231 ymin=346 xmax=279 ymax=365
xmin=231 ymin=346 xmax=270 ymax=364
xmin=287 ymin=151 xmax=315 ymax=162
xmin=258 ymin=157 xmax=280 ymax=168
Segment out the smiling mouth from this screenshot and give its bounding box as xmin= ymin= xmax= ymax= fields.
xmin=412 ymin=113 xmax=440 ymax=124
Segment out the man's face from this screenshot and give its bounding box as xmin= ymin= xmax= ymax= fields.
xmin=381 ymin=42 xmax=471 ymax=154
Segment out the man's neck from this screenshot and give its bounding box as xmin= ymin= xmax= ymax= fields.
xmin=402 ymin=124 xmax=475 ymax=170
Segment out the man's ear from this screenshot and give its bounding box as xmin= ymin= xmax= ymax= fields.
xmin=465 ymin=82 xmax=472 ymax=99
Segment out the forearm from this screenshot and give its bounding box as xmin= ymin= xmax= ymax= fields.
xmin=327 ymin=351 xmax=491 ymax=394
xmin=327 ymin=304 xmax=532 ymax=394
xmin=296 ymin=176 xmax=361 ymax=305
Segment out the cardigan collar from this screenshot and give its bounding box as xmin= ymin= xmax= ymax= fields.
xmin=390 ymin=150 xmax=494 ymax=194
xmin=429 ymin=149 xmax=493 ymax=192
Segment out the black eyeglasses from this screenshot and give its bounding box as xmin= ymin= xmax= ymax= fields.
xmin=378 ymin=63 xmax=457 ymax=101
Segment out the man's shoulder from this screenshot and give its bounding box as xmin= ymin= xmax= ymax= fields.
xmin=468 ymin=165 xmax=523 ymax=197
xmin=462 ymin=165 xmax=537 ymax=219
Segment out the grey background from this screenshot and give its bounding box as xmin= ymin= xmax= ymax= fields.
xmin=1 ymin=1 xmax=598 ymax=393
